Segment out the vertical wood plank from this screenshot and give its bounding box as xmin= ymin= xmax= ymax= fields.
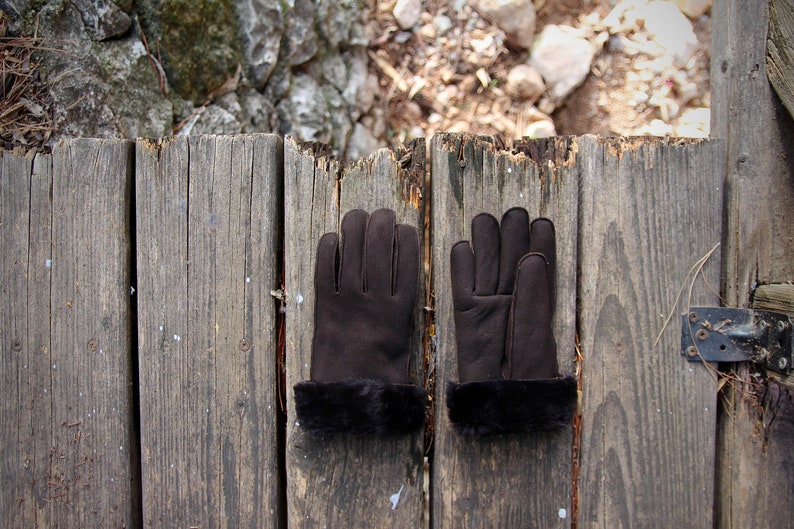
xmin=1 ymin=151 xmax=53 ymax=527
xmin=136 ymin=134 xmax=282 ymax=528
xmin=47 ymin=139 xmax=137 ymax=527
xmin=284 ymin=137 xmax=426 ymax=529
xmin=577 ymin=136 xmax=723 ymax=528
xmin=430 ymin=133 xmax=578 ymax=528
xmin=711 ymin=0 xmax=794 ymax=526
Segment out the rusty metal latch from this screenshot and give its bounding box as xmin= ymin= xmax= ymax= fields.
xmin=681 ymin=307 xmax=794 ymax=375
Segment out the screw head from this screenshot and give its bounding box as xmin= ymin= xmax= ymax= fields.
xmin=688 ymin=312 xmax=700 ymax=323
xmin=696 ymin=329 xmax=709 ymax=340
xmin=686 ymin=345 xmax=698 ymax=358
xmin=239 ymin=339 xmax=251 ymax=352
xmin=779 ymin=357 xmax=789 ymax=370
xmin=87 ymin=340 xmax=98 ymax=352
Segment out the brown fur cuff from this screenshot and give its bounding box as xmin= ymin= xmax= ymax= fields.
xmin=294 ymin=379 xmax=427 ymax=435
xmin=446 ymin=376 xmax=578 ymax=438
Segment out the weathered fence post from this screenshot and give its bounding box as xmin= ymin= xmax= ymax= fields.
xmin=1 ymin=140 xmax=138 ymax=527
xmin=284 ymin=136 xmax=426 ymax=528
xmin=135 ymin=134 xmax=283 ymax=527
xmin=711 ymin=0 xmax=794 ymax=526
xmin=577 ymin=136 xmax=723 ymax=527
xmin=431 ymin=133 xmax=579 ymax=528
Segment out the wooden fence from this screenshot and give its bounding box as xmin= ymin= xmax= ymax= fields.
xmin=2 ymin=1 xmax=794 ymax=527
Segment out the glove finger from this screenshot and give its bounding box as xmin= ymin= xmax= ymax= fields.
xmin=471 ymin=213 xmax=500 ymax=295
xmin=506 ymin=253 xmax=558 ymax=380
xmin=497 ymin=207 xmax=530 ymax=294
xmin=339 ymin=209 xmax=367 ymax=293
xmin=315 ymin=232 xmax=340 ymax=298
xmin=450 ymin=240 xmax=475 ymax=306
xmin=394 ymin=223 xmax=420 ymax=301
xmin=529 ymin=218 xmax=556 ymax=314
xmin=365 ymin=208 xmax=396 ymax=296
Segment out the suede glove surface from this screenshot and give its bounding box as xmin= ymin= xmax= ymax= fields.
xmin=447 ymin=207 xmax=577 ymax=437
xmin=294 ymin=208 xmax=427 ymax=435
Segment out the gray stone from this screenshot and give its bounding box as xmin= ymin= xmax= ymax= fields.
xmin=277 ymin=73 xmax=332 ymax=143
xmin=346 ymin=122 xmax=384 ymax=161
xmin=474 ymin=0 xmax=536 ymax=49
xmin=180 ymin=104 xmax=242 ymax=136
xmin=73 ymin=0 xmax=131 ymax=41
xmin=239 ymin=88 xmax=277 ymax=131
xmin=393 ymin=0 xmax=422 ymax=30
xmin=236 ymin=0 xmax=283 ymax=89
xmin=318 ymin=0 xmax=363 ymax=47
xmin=529 ymin=25 xmax=594 ymax=103
xmin=96 ymin=37 xmax=173 ymax=138
xmin=287 ymin=0 xmax=319 ymax=66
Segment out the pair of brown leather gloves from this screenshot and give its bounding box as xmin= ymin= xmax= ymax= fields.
xmin=294 ymin=208 xmax=577 ymax=437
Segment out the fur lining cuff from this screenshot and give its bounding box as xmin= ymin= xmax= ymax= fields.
xmin=446 ymin=376 xmax=578 ymax=437
xmin=294 ymin=379 xmax=427 ymax=435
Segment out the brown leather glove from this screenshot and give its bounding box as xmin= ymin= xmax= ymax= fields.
xmin=294 ymin=209 xmax=427 ymax=434
xmin=446 ymin=208 xmax=577 ymax=437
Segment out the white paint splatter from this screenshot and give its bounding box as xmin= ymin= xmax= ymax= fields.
xmin=44 ymin=259 xmax=52 ymax=268
xmin=558 ymin=508 xmax=567 ymax=519
xmin=296 ymin=293 xmax=304 ymax=304
xmin=390 ymin=484 xmax=404 ymax=510
xmin=173 ymin=334 xmax=181 ymax=342
xmin=246 ymin=277 xmax=251 ymax=283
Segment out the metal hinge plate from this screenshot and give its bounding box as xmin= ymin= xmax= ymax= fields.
xmin=681 ymin=307 xmax=794 ymax=375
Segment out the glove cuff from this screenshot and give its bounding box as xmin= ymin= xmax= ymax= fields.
xmin=294 ymin=379 xmax=427 ymax=435
xmin=446 ymin=376 xmax=578 ymax=438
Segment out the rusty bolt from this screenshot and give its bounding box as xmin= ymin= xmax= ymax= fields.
xmin=13 ymin=339 xmax=22 ymax=352
xmin=239 ymin=339 xmax=251 ymax=352
xmin=688 ymin=312 xmax=699 ymax=323
xmin=686 ymin=346 xmax=698 ymax=358
xmin=87 ymin=340 xmax=98 ymax=352
xmin=696 ymin=329 xmax=709 ymax=340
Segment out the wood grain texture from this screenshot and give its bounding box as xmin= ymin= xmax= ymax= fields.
xmin=577 ymin=136 xmax=723 ymax=529
xmin=712 ymin=0 xmax=794 ymax=526
xmin=1 ymin=151 xmax=53 ymax=527
xmin=768 ymin=0 xmax=794 ymax=119
xmin=431 ymin=133 xmax=578 ymax=529
xmin=135 ymin=134 xmax=282 ymax=528
xmin=47 ymin=140 xmax=137 ymax=527
xmin=284 ymin=137 xmax=426 ymax=529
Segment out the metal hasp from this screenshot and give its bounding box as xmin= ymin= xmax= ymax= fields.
xmin=681 ymin=307 xmax=794 ymax=375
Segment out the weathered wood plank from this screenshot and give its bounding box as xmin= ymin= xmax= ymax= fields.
xmin=712 ymin=0 xmax=794 ymax=526
xmin=135 ymin=134 xmax=282 ymax=528
xmin=577 ymin=136 xmax=723 ymax=528
xmin=768 ymin=0 xmax=794 ymax=119
xmin=431 ymin=133 xmax=578 ymax=528
xmin=1 ymin=151 xmax=53 ymax=527
xmin=284 ymin=137 xmax=426 ymax=529
xmin=46 ymin=139 xmax=138 ymax=527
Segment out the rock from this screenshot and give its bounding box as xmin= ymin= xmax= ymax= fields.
xmin=318 ymin=0 xmax=365 ymax=47
xmin=236 ymin=0 xmax=283 ymax=89
xmin=672 ymin=0 xmax=711 ymax=19
xmin=523 ymin=120 xmax=556 ymax=138
xmin=180 ymin=104 xmax=242 ymax=136
xmin=642 ymin=1 xmax=698 ymax=68
xmin=96 ymin=37 xmax=173 ymax=138
xmin=73 ymin=0 xmax=131 ymax=41
xmin=136 ymin=0 xmax=242 ymax=102
xmin=239 ymin=88 xmax=277 ymax=131
xmin=474 ymin=0 xmax=536 ymax=49
xmin=505 ymin=64 xmax=545 ymax=101
xmin=277 ymin=73 xmax=332 ymax=143
xmin=529 ymin=25 xmax=594 ymax=103
xmin=286 ymin=0 xmax=319 ymax=65
xmin=393 ymin=0 xmax=422 ymax=30
xmin=674 ymin=107 xmax=710 ymax=138
xmin=346 ymin=122 xmax=384 ymax=161
xmin=433 ymin=15 xmax=453 ymax=36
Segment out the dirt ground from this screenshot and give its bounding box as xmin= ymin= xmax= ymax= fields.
xmin=366 ymin=0 xmax=711 ymax=146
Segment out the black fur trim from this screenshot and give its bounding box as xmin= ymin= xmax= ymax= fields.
xmin=446 ymin=376 xmax=578 ymax=438
xmin=294 ymin=379 xmax=427 ymax=435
